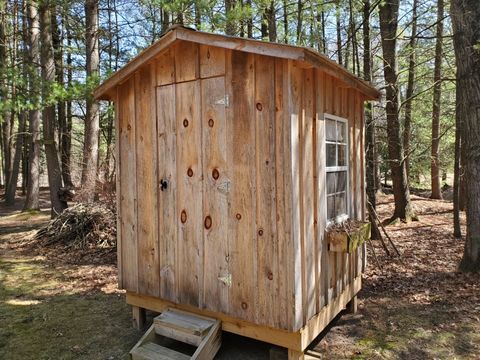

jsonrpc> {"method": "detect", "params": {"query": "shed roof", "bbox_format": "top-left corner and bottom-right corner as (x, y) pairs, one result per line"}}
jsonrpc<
(94, 25), (380, 101)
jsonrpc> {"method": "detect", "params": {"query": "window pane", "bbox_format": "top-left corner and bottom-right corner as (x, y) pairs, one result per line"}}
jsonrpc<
(327, 195), (336, 220)
(326, 172), (336, 194)
(337, 121), (346, 142)
(326, 119), (336, 141)
(326, 144), (337, 167)
(335, 192), (346, 216)
(337, 171), (347, 192)
(338, 144), (347, 166)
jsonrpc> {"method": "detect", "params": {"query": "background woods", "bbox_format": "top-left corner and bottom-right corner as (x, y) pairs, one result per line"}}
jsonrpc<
(0, 0), (477, 270)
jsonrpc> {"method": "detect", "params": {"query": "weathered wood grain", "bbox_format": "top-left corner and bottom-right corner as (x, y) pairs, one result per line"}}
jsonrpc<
(201, 75), (229, 314)
(175, 41), (199, 83)
(199, 45), (225, 78)
(118, 77), (138, 292)
(254, 54), (278, 327)
(155, 48), (175, 86)
(288, 61), (304, 330)
(302, 67), (316, 322)
(274, 58), (289, 329)
(135, 66), (160, 297)
(226, 50), (257, 323)
(157, 84), (178, 301)
(176, 80), (203, 307)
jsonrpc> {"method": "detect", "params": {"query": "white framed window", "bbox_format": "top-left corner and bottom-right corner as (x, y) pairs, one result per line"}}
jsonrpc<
(325, 114), (349, 223)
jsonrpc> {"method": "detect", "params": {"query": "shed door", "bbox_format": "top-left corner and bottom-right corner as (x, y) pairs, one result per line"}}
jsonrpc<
(156, 76), (229, 312)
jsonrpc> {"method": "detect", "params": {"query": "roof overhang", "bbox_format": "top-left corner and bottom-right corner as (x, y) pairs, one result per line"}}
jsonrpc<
(94, 26), (380, 101)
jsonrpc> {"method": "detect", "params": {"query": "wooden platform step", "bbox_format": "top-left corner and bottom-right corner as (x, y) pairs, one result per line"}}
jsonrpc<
(131, 308), (221, 360)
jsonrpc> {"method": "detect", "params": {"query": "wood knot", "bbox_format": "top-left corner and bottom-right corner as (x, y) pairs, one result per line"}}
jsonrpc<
(258, 228), (264, 236)
(212, 168), (220, 180)
(183, 118), (189, 127)
(127, 124), (131, 131)
(267, 271), (273, 281)
(208, 118), (214, 127)
(204, 215), (212, 230)
(207, 50), (211, 59)
(236, 213), (242, 220)
(187, 168), (194, 177)
(256, 102), (263, 111)
(181, 210), (187, 224)
(241, 302), (248, 310)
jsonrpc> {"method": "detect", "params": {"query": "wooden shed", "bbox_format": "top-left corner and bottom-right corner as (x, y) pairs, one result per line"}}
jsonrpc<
(95, 26), (379, 358)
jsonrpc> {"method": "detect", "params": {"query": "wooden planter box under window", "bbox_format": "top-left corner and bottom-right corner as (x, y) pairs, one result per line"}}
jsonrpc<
(327, 222), (371, 253)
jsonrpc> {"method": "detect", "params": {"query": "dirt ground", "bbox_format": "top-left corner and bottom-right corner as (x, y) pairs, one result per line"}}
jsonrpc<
(1, 190), (479, 359)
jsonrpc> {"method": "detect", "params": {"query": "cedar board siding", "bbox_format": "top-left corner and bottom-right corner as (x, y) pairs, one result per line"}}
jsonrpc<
(115, 41), (366, 332)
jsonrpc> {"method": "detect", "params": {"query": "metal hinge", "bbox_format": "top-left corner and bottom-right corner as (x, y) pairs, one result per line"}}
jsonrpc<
(215, 95), (229, 107)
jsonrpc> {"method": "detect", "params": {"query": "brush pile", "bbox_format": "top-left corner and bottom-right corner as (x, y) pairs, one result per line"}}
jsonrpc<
(35, 203), (116, 249)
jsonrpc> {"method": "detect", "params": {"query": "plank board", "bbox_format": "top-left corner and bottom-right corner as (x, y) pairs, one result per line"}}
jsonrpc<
(175, 41), (199, 83)
(114, 88), (123, 288)
(135, 66), (160, 297)
(254, 54), (278, 327)
(176, 80), (203, 307)
(302, 67), (316, 322)
(314, 69), (327, 309)
(225, 50), (257, 323)
(118, 77), (138, 292)
(201, 76), (229, 314)
(287, 61), (304, 330)
(155, 48), (175, 86)
(157, 84), (178, 302)
(199, 45), (226, 78)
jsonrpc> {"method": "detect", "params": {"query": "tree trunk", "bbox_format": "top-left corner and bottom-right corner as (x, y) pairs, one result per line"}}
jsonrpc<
(379, 0), (413, 221)
(225, 0), (235, 36)
(335, 1), (342, 65)
(24, 0), (41, 211)
(453, 80), (462, 238)
(451, 0), (480, 272)
(363, 0), (381, 240)
(81, 0), (100, 202)
(430, 0), (444, 199)
(282, 0), (288, 43)
(40, 0), (67, 216)
(403, 0), (418, 180)
(4, 111), (25, 204)
(0, 2), (11, 191)
(266, 1), (276, 42)
(296, 0), (302, 44)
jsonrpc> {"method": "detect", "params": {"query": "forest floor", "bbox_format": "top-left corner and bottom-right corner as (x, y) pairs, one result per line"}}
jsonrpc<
(0, 190), (479, 359)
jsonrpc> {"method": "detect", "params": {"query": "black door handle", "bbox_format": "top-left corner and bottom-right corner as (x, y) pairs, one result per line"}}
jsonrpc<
(160, 179), (168, 191)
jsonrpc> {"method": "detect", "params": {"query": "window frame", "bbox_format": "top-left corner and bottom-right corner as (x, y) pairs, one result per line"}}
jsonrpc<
(324, 113), (350, 225)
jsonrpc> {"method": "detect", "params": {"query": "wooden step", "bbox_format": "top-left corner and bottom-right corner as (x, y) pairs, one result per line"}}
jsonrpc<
(154, 309), (216, 346)
(131, 341), (190, 360)
(130, 308), (222, 360)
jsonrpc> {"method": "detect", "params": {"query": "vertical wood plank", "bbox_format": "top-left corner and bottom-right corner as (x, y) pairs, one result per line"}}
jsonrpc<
(201, 76), (229, 313)
(114, 88), (123, 288)
(157, 84), (177, 301)
(226, 50), (257, 322)
(175, 41), (199, 82)
(274, 58), (289, 329)
(302, 67), (316, 321)
(156, 48), (175, 86)
(288, 61), (304, 330)
(199, 45), (226, 78)
(315, 70), (327, 309)
(135, 66), (160, 297)
(176, 80), (203, 307)
(254, 55), (277, 327)
(118, 77), (137, 292)
(324, 74), (333, 114)
(354, 91), (362, 219)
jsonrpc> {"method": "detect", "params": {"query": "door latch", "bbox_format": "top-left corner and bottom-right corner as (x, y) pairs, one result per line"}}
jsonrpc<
(160, 179), (168, 191)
